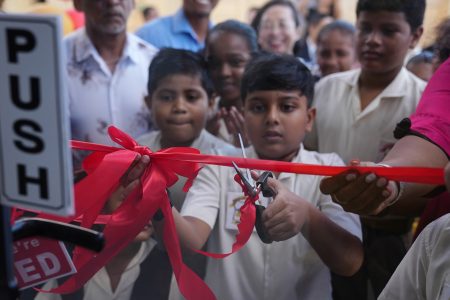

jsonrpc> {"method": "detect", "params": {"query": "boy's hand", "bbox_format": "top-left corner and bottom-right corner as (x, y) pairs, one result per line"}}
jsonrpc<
(320, 161), (395, 215)
(261, 177), (309, 241)
(107, 154), (151, 212)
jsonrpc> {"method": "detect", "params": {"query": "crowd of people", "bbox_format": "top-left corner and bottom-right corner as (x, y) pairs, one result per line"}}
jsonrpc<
(2, 0), (449, 299)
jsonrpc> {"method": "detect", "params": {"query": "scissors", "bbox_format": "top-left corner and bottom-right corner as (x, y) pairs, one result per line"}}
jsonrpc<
(232, 134), (275, 244)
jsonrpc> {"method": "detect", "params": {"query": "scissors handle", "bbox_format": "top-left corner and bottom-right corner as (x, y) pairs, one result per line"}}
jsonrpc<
(256, 171), (275, 197)
(255, 204), (273, 244)
(254, 171), (275, 244)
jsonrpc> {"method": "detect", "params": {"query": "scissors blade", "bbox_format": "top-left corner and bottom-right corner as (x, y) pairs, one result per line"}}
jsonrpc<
(237, 133), (254, 186)
(232, 161), (256, 197)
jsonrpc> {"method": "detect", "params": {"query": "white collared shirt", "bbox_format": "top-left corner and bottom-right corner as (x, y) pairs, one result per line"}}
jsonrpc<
(305, 68), (426, 163)
(65, 29), (158, 146)
(137, 129), (237, 210)
(35, 239), (156, 300)
(379, 213), (450, 300)
(179, 145), (362, 300)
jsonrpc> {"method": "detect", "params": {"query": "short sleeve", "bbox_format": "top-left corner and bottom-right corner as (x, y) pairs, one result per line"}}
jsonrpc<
(409, 57), (450, 156)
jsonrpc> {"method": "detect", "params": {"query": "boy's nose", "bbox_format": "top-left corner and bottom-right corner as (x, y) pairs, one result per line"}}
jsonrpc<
(365, 30), (382, 45)
(172, 98), (187, 113)
(265, 106), (280, 124)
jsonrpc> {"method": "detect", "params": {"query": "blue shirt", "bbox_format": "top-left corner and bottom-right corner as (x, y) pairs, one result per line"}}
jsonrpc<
(135, 9), (211, 52)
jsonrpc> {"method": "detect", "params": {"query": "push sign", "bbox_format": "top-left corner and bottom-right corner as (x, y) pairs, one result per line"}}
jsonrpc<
(0, 14), (74, 216)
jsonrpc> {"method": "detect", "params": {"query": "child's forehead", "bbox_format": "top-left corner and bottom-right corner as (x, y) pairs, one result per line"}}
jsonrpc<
(156, 73), (203, 89)
(357, 10), (408, 24)
(246, 90), (306, 100)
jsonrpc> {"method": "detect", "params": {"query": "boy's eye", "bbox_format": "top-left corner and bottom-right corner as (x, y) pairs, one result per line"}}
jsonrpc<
(185, 92), (201, 102)
(280, 103), (296, 112)
(249, 103), (266, 113)
(158, 92), (174, 102)
(381, 28), (397, 36)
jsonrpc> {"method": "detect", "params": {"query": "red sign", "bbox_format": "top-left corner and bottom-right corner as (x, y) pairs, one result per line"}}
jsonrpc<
(13, 237), (76, 290)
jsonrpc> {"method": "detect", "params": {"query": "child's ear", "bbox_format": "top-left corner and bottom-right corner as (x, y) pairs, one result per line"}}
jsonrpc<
(305, 107), (316, 132)
(145, 95), (152, 109)
(409, 26), (424, 49)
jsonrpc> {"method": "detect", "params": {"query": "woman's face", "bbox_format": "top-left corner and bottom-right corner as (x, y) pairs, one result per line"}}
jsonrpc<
(257, 5), (300, 55)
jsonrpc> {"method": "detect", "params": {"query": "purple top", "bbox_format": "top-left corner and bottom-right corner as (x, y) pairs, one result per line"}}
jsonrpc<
(410, 57), (450, 156)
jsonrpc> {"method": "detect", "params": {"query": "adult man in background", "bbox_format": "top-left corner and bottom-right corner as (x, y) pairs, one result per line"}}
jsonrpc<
(66, 0), (157, 168)
(136, 0), (219, 52)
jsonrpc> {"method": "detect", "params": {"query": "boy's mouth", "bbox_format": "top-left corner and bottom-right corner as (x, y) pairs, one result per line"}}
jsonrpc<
(361, 50), (382, 60)
(263, 130), (283, 142)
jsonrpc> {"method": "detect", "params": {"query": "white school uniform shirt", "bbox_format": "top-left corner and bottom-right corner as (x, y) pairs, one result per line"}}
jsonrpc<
(179, 144), (362, 300)
(136, 129), (237, 210)
(305, 68), (426, 163)
(65, 29), (158, 146)
(35, 239), (156, 300)
(378, 213), (450, 300)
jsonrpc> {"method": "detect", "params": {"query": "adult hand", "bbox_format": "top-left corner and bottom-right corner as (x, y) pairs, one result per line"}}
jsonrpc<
(320, 161), (397, 215)
(260, 176), (309, 241)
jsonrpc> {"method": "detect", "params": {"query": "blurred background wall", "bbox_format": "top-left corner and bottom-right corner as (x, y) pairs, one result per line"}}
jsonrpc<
(3, 0), (450, 47)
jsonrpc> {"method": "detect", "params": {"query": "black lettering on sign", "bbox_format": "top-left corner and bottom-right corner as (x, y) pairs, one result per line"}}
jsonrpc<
(17, 164), (49, 199)
(10, 75), (41, 110)
(6, 28), (36, 63)
(13, 120), (44, 154)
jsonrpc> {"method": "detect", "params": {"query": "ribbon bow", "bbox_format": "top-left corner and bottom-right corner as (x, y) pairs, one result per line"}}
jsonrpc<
(37, 127), (215, 299)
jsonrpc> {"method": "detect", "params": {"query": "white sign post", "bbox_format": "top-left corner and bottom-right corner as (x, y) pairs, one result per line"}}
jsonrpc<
(0, 14), (74, 216)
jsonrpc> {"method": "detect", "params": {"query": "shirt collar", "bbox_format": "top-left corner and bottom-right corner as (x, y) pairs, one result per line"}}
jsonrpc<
(73, 29), (139, 64)
(342, 67), (409, 99)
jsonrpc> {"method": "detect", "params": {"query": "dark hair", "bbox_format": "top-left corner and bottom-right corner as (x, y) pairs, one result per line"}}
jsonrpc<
(317, 20), (355, 44)
(241, 53), (315, 106)
(251, 0), (301, 32)
(147, 48), (214, 98)
(356, 0), (426, 31)
(434, 18), (450, 66)
(207, 20), (259, 54)
(406, 51), (434, 66)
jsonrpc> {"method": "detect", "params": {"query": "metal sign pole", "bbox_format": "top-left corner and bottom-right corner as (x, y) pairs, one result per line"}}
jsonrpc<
(0, 205), (19, 300)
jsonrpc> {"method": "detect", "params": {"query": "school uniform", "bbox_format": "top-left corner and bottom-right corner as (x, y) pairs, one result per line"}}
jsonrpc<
(176, 144), (361, 300)
(305, 67), (426, 298)
(34, 239), (157, 300)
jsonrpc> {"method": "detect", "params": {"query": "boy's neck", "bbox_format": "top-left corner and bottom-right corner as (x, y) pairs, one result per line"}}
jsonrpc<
(358, 66), (402, 110)
(160, 137), (196, 149)
(359, 65), (402, 90)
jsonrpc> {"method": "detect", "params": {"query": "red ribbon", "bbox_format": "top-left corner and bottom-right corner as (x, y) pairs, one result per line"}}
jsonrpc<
(21, 125), (444, 299)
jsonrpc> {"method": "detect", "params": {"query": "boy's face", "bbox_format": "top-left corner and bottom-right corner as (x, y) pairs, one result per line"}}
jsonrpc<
(317, 30), (357, 76)
(206, 31), (252, 105)
(244, 90), (315, 162)
(148, 74), (213, 148)
(356, 11), (422, 75)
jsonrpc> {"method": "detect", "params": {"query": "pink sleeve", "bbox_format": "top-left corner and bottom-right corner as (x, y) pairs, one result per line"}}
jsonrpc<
(410, 57), (450, 156)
